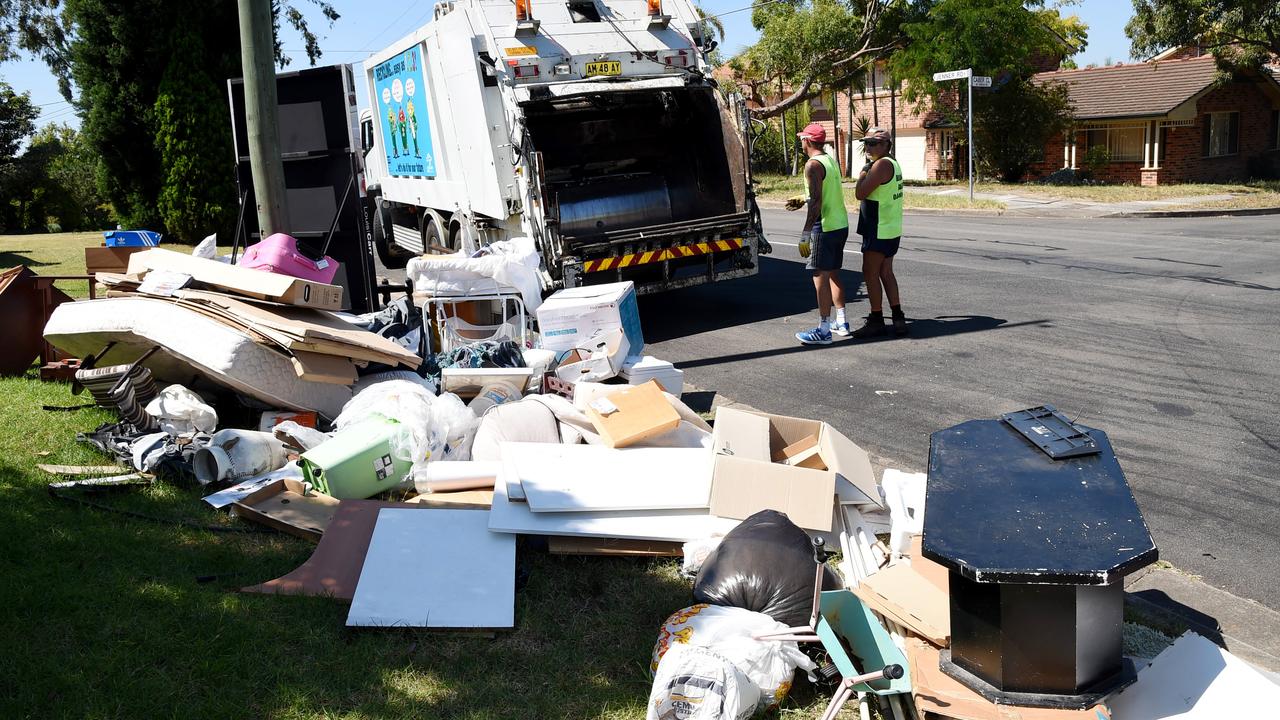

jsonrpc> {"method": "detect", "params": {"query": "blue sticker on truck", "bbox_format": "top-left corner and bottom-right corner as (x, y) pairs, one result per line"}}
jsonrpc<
(373, 45), (436, 178)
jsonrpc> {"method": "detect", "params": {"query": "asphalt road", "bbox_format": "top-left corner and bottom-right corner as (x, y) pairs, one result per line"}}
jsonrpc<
(638, 209), (1280, 609)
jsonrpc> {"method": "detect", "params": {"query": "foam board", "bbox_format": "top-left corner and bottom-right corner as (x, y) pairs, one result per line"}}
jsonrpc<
(488, 464), (738, 542)
(508, 443), (712, 513)
(347, 508), (515, 629)
(1108, 631), (1280, 718)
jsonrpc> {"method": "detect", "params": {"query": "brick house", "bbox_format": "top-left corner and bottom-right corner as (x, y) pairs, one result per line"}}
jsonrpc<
(1030, 54), (1280, 185)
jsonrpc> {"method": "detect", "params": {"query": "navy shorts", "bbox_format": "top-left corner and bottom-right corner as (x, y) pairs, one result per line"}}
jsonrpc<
(861, 235), (901, 257)
(806, 223), (849, 271)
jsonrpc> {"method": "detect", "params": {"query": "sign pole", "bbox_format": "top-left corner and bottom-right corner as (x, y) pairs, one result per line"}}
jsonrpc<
(968, 71), (974, 202)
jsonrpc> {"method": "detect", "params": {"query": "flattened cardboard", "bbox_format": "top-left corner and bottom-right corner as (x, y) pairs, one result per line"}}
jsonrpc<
(547, 536), (682, 556)
(406, 490), (494, 509)
(230, 478), (340, 542)
(851, 561), (950, 647)
(711, 407), (880, 510)
(586, 380), (681, 448)
(710, 406), (769, 461)
(85, 246), (145, 276)
(910, 534), (949, 593)
(241, 500), (427, 600)
(905, 635), (1111, 720)
(127, 248), (343, 310)
(291, 350), (357, 385)
(773, 434), (818, 462)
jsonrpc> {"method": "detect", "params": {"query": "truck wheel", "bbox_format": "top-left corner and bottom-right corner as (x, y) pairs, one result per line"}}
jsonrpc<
(372, 198), (411, 269)
(423, 216), (452, 255)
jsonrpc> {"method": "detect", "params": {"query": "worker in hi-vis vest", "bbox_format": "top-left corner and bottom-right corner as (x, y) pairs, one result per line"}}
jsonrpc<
(852, 127), (907, 338)
(788, 122), (851, 346)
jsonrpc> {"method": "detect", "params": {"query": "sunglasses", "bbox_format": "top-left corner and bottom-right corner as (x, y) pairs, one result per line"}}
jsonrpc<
(863, 139), (884, 146)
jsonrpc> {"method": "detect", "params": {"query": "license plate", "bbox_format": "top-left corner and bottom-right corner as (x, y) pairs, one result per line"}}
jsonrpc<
(584, 61), (622, 77)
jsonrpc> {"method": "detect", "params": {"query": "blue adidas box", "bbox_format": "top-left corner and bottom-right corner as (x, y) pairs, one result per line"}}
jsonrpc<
(103, 230), (163, 248)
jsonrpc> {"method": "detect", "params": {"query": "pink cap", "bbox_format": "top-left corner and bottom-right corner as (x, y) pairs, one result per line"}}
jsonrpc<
(797, 122), (826, 144)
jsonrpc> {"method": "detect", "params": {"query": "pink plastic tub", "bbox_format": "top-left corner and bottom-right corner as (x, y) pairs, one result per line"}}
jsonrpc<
(239, 233), (339, 284)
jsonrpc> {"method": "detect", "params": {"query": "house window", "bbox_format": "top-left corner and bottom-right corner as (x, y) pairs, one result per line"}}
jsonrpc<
(940, 130), (956, 160)
(862, 66), (892, 94)
(1203, 111), (1240, 157)
(1085, 126), (1144, 162)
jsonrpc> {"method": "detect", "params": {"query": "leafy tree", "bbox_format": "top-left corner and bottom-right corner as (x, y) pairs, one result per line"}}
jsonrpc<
(1, 0), (338, 239)
(974, 77), (1072, 180)
(889, 0), (1087, 105)
(1127, 0), (1280, 71)
(39, 123), (111, 229)
(745, 0), (900, 118)
(0, 80), (37, 159)
(152, 32), (237, 241)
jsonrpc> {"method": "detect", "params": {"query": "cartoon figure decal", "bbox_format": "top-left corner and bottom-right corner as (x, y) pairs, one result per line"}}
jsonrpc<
(374, 45), (435, 178)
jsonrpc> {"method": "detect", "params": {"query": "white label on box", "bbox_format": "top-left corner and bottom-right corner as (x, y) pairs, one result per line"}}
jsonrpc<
(590, 397), (619, 416)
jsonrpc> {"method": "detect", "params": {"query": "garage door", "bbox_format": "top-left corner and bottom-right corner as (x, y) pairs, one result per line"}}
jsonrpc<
(893, 130), (927, 181)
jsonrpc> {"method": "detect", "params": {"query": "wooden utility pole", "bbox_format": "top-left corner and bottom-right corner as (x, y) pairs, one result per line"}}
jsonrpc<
(238, 0), (289, 238)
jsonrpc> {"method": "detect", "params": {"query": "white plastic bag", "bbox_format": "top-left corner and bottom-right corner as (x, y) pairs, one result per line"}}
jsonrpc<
(647, 643), (759, 720)
(272, 420), (330, 451)
(144, 384), (218, 435)
(682, 536), (725, 578)
(335, 380), (478, 480)
(652, 605), (817, 710)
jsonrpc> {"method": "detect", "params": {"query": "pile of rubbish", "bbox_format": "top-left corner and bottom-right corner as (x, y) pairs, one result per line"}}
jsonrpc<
(15, 231), (1278, 720)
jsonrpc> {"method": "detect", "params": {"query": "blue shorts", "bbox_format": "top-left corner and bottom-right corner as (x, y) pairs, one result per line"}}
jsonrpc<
(806, 223), (849, 271)
(861, 235), (901, 257)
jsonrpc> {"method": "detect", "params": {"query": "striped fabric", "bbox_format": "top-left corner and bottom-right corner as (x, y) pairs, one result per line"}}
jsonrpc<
(76, 364), (160, 431)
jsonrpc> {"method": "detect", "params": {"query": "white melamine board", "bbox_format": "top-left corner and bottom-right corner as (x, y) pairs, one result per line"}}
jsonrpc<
(505, 442), (713, 513)
(346, 508), (515, 629)
(488, 463), (738, 542)
(1108, 631), (1280, 718)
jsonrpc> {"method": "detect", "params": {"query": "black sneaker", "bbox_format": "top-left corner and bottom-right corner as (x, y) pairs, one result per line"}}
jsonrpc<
(892, 311), (908, 337)
(851, 314), (887, 339)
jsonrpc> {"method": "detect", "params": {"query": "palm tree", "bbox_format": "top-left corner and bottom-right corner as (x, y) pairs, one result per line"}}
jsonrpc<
(694, 5), (724, 49)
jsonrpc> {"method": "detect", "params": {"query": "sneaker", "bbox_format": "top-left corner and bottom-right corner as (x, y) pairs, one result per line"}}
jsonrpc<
(796, 327), (833, 345)
(832, 321), (852, 337)
(892, 312), (908, 337)
(851, 314), (887, 340)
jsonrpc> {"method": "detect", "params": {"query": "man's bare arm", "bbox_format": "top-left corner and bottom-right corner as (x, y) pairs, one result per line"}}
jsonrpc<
(855, 158), (894, 201)
(802, 159), (824, 231)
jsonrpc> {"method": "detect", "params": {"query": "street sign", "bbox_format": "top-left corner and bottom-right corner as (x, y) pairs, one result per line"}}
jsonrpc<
(972, 76), (992, 88)
(932, 68), (972, 82)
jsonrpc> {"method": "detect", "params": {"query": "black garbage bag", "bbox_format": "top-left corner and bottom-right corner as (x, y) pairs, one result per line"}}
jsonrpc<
(692, 509), (841, 628)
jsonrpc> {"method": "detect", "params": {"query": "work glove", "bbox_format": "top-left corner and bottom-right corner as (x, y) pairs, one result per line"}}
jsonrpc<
(785, 195), (806, 211)
(798, 230), (813, 259)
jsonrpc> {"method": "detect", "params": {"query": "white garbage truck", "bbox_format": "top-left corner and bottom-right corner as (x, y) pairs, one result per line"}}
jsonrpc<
(358, 0), (768, 293)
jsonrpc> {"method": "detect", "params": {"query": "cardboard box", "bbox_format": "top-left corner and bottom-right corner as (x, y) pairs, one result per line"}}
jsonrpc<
(127, 247), (343, 310)
(85, 246), (146, 276)
(230, 478), (340, 542)
(586, 380), (681, 448)
(554, 327), (629, 383)
(708, 408), (880, 532)
(777, 434), (827, 470)
(536, 281), (644, 354)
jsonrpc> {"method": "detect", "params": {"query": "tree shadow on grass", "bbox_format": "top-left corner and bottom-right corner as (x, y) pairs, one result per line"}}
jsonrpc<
(0, 251), (53, 269)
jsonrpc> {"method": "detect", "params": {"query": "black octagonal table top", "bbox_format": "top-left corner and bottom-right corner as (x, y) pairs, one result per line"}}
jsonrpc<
(922, 417), (1157, 585)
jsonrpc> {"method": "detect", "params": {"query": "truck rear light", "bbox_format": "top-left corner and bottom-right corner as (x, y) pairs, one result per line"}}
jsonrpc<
(508, 61), (540, 79)
(661, 50), (688, 66)
(553, 63), (571, 76)
(647, 0), (662, 16)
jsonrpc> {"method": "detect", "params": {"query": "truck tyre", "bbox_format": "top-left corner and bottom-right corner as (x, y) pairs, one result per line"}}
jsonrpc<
(372, 197), (411, 269)
(423, 216), (452, 255)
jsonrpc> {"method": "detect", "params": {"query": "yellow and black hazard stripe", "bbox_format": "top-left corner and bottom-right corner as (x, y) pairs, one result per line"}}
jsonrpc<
(581, 238), (744, 273)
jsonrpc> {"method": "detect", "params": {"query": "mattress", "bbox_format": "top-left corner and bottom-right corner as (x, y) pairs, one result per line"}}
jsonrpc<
(44, 297), (351, 419)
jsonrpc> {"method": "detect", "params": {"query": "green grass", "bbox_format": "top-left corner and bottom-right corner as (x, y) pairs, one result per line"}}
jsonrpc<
(914, 179), (1280, 204)
(0, 374), (846, 719)
(754, 174), (1006, 212)
(1, 231), (104, 298)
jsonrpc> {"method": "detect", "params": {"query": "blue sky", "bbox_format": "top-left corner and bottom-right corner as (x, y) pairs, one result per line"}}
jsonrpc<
(2, 0), (1137, 132)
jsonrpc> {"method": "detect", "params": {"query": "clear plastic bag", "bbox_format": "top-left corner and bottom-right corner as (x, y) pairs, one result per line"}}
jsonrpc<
(647, 643), (759, 720)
